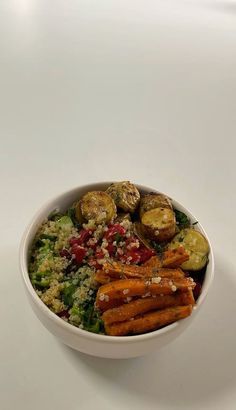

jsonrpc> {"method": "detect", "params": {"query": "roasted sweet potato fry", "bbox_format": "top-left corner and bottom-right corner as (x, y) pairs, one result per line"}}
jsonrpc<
(143, 255), (162, 268)
(162, 247), (189, 268)
(144, 248), (189, 269)
(102, 260), (185, 280)
(95, 270), (113, 284)
(102, 290), (195, 325)
(95, 267), (185, 284)
(105, 305), (193, 336)
(103, 261), (149, 278)
(96, 277), (195, 310)
(155, 268), (185, 279)
(95, 297), (128, 312)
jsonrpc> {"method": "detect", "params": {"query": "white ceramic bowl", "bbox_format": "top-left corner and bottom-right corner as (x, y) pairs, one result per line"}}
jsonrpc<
(19, 182), (214, 359)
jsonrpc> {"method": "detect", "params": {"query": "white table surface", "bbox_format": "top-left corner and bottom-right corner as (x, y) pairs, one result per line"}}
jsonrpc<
(1, 1), (236, 409)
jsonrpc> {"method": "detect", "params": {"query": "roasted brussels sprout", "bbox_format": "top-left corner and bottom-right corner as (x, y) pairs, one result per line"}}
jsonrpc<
(139, 193), (172, 218)
(141, 207), (176, 242)
(106, 181), (140, 213)
(79, 191), (117, 224)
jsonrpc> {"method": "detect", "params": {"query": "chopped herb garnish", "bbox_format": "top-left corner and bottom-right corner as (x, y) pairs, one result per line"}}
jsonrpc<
(48, 209), (63, 221)
(61, 283), (77, 307)
(115, 232), (123, 244)
(31, 271), (52, 289)
(151, 241), (165, 253)
(67, 207), (81, 229)
(174, 209), (190, 229)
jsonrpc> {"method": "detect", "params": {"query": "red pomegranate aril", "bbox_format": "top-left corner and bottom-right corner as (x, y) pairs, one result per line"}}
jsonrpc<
(71, 245), (86, 264)
(69, 237), (80, 246)
(106, 243), (115, 255)
(95, 250), (104, 260)
(87, 238), (98, 250)
(88, 258), (101, 270)
(77, 229), (93, 245)
(60, 249), (71, 259)
(139, 246), (155, 263)
(125, 236), (139, 246)
(123, 250), (141, 264)
(104, 224), (126, 241)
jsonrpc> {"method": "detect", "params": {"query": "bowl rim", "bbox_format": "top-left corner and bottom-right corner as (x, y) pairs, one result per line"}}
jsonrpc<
(19, 181), (215, 343)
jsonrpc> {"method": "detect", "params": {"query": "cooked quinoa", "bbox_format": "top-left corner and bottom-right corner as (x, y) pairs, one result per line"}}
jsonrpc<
(29, 208), (142, 334)
(29, 182), (207, 336)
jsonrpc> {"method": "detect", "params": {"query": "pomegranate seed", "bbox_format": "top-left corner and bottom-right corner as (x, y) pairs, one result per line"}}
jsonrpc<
(60, 249), (71, 259)
(71, 245), (86, 264)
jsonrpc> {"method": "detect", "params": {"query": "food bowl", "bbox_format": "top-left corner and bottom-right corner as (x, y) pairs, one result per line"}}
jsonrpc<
(19, 182), (214, 358)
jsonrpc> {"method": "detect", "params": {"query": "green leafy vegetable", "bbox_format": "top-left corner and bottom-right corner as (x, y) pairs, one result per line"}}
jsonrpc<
(69, 298), (104, 333)
(48, 209), (63, 221)
(115, 233), (123, 244)
(35, 234), (57, 247)
(151, 241), (165, 253)
(56, 215), (74, 229)
(61, 283), (77, 307)
(174, 209), (190, 229)
(31, 271), (51, 289)
(67, 208), (82, 229)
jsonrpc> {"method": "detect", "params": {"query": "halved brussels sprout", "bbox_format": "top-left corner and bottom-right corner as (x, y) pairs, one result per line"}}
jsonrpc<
(106, 181), (140, 213)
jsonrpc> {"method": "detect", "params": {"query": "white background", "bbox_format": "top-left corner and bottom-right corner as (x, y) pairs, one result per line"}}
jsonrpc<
(1, 1), (236, 409)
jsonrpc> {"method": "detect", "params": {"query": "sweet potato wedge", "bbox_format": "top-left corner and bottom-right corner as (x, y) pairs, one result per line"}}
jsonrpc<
(96, 277), (195, 310)
(95, 270), (113, 284)
(162, 247), (189, 268)
(103, 261), (150, 278)
(95, 267), (185, 284)
(95, 297), (128, 312)
(103, 260), (185, 279)
(105, 305), (193, 336)
(143, 255), (162, 268)
(102, 290), (195, 325)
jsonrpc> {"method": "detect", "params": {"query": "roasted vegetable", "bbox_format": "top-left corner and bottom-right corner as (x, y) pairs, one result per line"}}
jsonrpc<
(96, 277), (196, 310)
(115, 212), (131, 224)
(102, 290), (195, 325)
(139, 193), (172, 217)
(78, 191), (116, 224)
(74, 201), (85, 224)
(104, 305), (193, 336)
(168, 228), (209, 271)
(106, 181), (140, 213)
(99, 261), (185, 281)
(141, 207), (176, 242)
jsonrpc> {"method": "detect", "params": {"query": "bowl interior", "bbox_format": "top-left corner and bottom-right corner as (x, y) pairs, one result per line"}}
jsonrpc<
(20, 182), (214, 343)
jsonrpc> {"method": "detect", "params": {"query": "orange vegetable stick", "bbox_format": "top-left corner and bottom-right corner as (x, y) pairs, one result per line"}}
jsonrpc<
(96, 277), (195, 310)
(143, 256), (162, 268)
(103, 261), (150, 278)
(103, 260), (185, 278)
(102, 290), (195, 325)
(95, 267), (185, 284)
(95, 270), (113, 284)
(105, 305), (193, 336)
(143, 247), (189, 269)
(162, 247), (189, 268)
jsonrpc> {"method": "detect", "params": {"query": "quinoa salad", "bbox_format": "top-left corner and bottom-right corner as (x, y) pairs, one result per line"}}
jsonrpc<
(29, 181), (210, 336)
